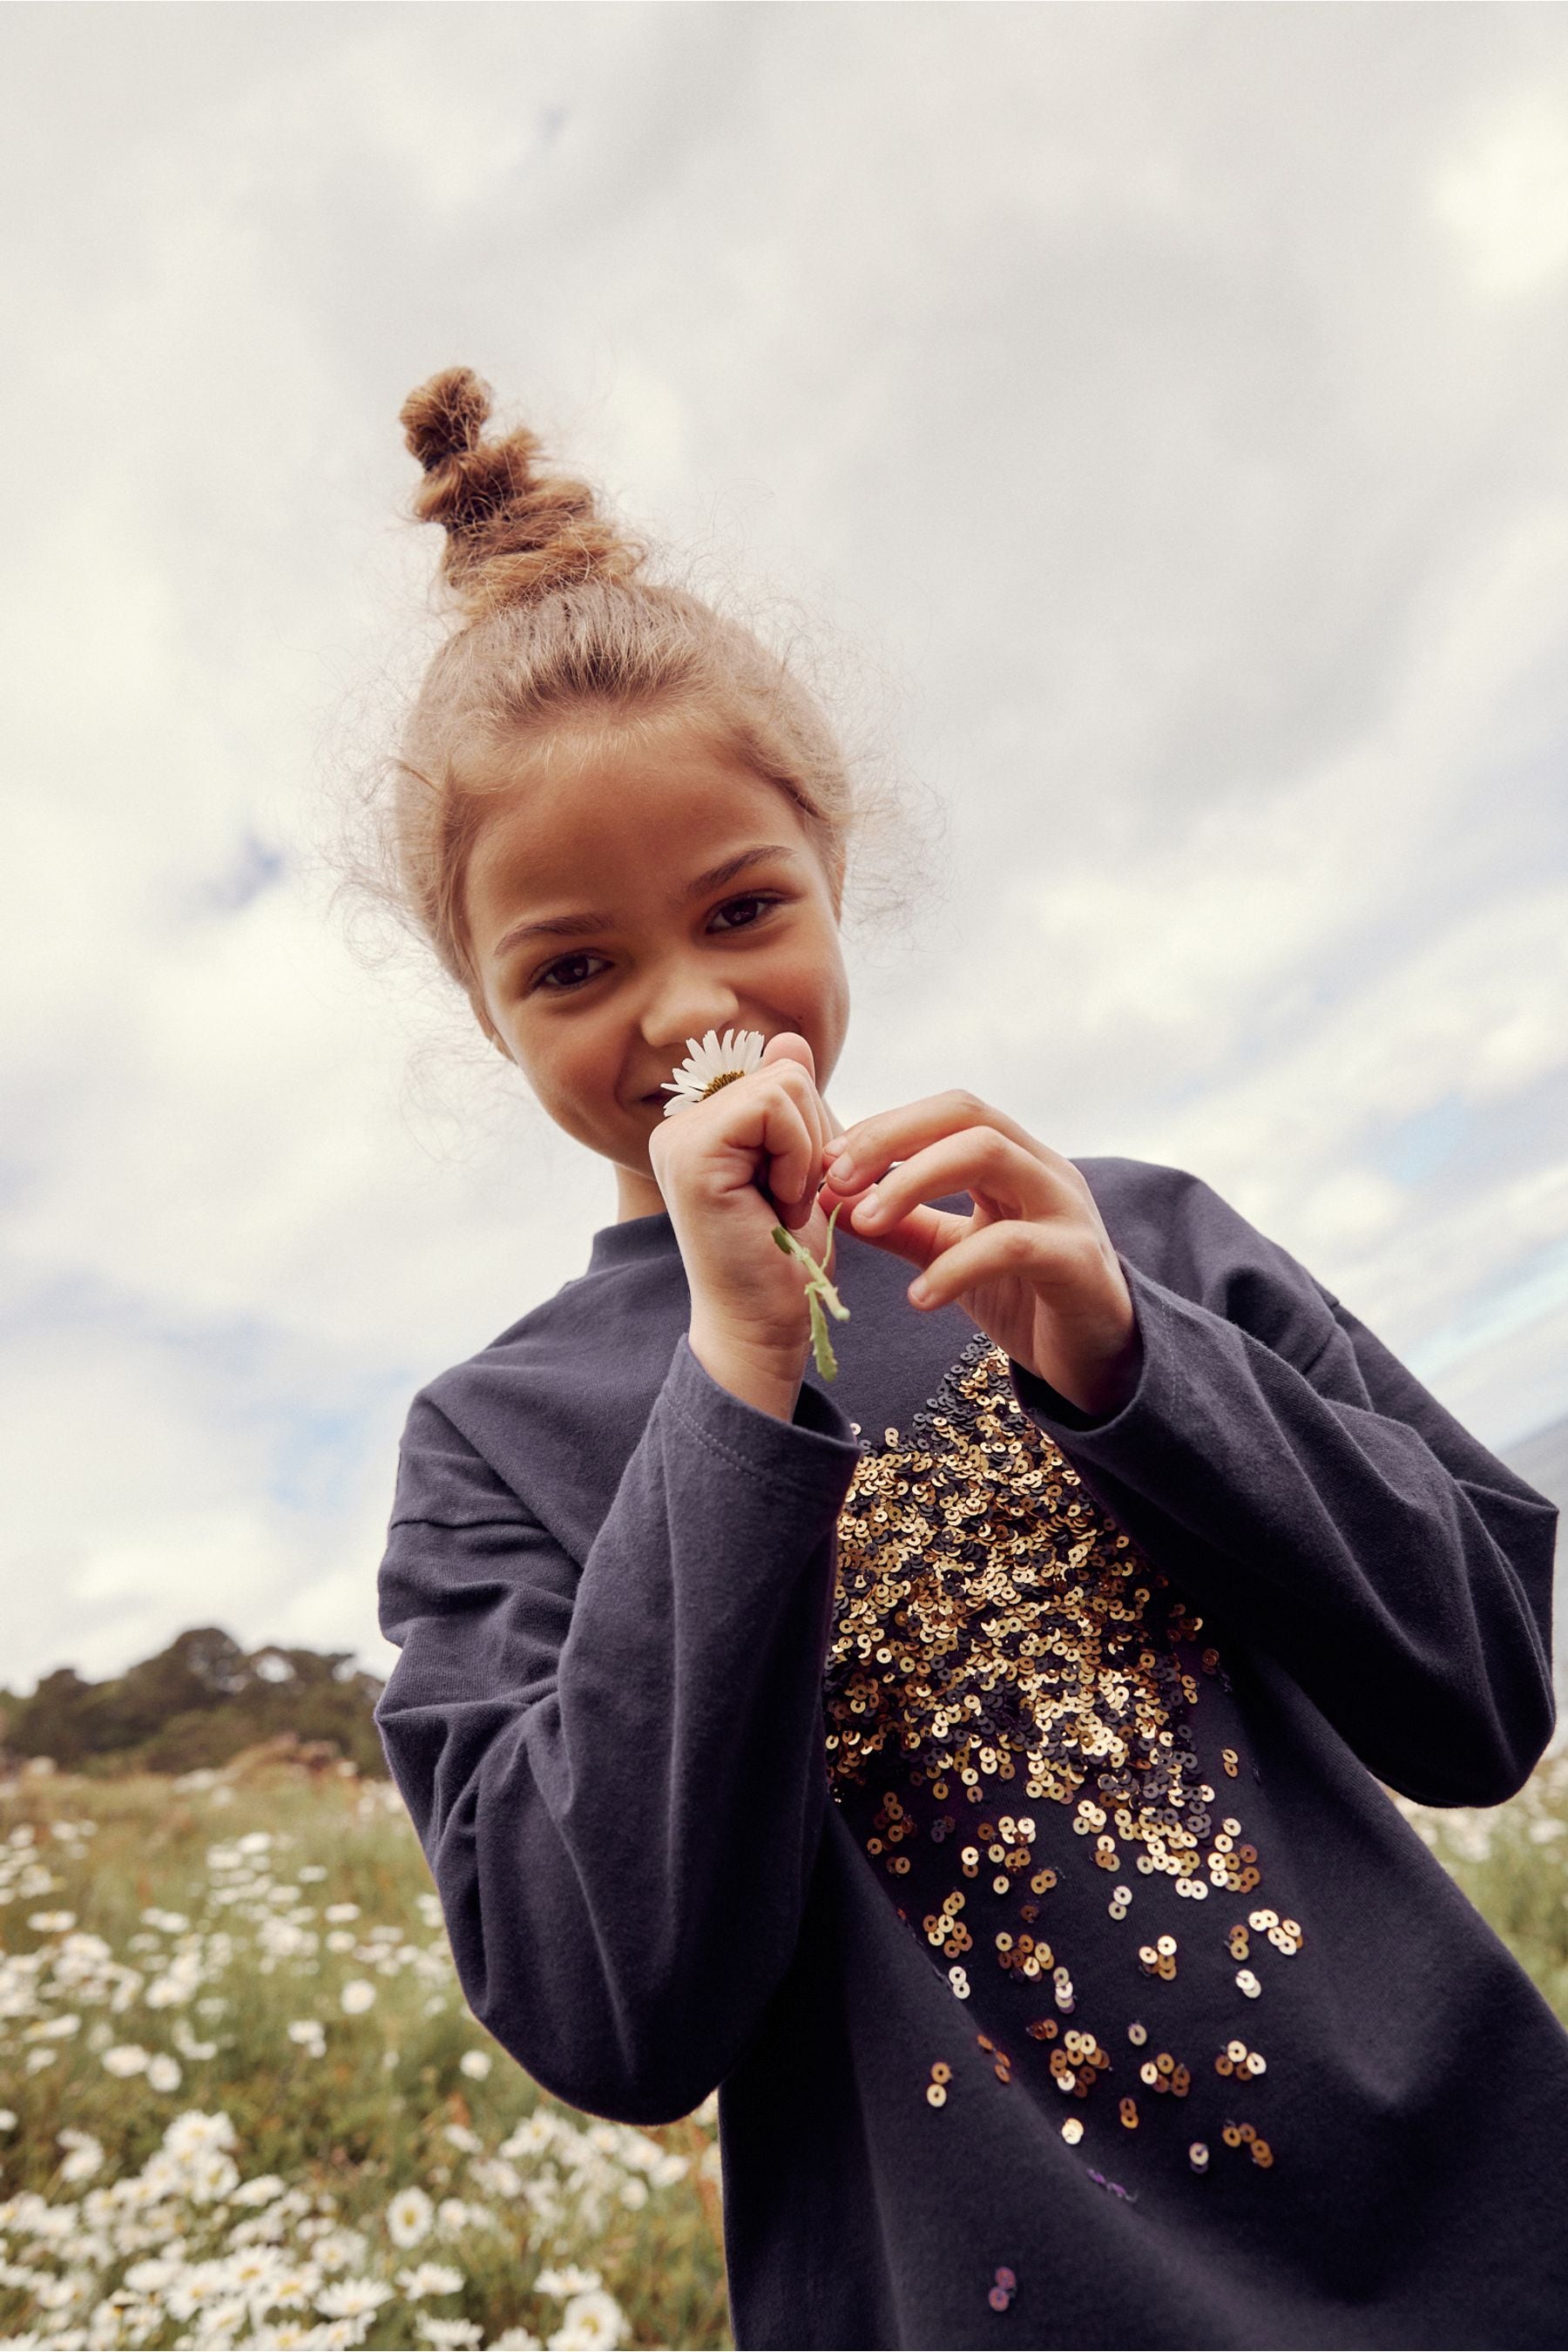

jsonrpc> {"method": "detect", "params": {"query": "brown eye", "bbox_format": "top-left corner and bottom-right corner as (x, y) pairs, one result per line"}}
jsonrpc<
(708, 893), (778, 932)
(533, 952), (607, 994)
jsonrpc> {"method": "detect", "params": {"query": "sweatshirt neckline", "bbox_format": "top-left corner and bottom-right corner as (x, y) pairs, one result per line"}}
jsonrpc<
(588, 1210), (679, 1270)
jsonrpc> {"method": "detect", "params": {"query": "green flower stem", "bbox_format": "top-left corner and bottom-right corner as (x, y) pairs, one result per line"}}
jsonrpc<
(771, 1199), (850, 1380)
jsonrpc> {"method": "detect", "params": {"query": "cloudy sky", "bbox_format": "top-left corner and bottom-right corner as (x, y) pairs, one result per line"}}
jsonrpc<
(4, 3), (1567, 1693)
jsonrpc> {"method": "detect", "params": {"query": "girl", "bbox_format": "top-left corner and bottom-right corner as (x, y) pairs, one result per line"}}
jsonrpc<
(371, 367), (1567, 2350)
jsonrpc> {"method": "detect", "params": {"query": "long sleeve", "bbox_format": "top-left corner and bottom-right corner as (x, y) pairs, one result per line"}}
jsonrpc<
(375, 1334), (862, 2126)
(1010, 1172), (1558, 1809)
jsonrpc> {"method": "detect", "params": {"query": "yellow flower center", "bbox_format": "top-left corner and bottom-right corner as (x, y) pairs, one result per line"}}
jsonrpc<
(699, 1070), (746, 1098)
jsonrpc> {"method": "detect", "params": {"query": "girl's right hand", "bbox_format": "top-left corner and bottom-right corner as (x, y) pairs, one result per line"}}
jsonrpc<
(648, 1031), (839, 1418)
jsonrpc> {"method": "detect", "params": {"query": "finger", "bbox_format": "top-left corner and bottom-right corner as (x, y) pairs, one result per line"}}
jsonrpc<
(903, 1217), (1074, 1312)
(827, 1197), (971, 1274)
(758, 1056), (831, 1224)
(754, 1073), (829, 1221)
(824, 1090), (1061, 1192)
(760, 1030), (816, 1084)
(845, 1127), (1060, 1235)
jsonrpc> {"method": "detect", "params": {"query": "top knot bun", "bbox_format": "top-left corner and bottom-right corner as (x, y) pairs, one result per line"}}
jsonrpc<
(400, 366), (492, 474)
(399, 364), (645, 623)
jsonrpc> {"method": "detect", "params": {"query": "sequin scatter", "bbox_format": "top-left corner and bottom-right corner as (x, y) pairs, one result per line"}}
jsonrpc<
(822, 1341), (1220, 1885)
(1061, 2117), (1085, 2145)
(926, 2060), (951, 2107)
(988, 2267), (1017, 2313)
(1189, 2140), (1210, 2173)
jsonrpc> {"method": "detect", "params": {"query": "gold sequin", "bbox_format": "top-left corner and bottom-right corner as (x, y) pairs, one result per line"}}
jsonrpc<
(1062, 2117), (1085, 2144)
(814, 1336), (1302, 2187)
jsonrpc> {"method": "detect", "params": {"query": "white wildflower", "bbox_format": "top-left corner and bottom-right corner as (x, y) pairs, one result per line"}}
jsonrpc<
(166, 2257), (238, 2319)
(259, 2258), (320, 2308)
(230, 2174), (287, 2208)
(287, 2020), (327, 2057)
(416, 2322), (483, 2349)
(660, 1026), (766, 1115)
(27, 1910), (77, 1933)
(339, 1979), (375, 2016)
(146, 2054), (182, 2093)
(385, 2186), (434, 2249)
(458, 2049), (491, 2080)
(314, 2278), (395, 2319)
(443, 2124), (482, 2155)
(101, 2045), (149, 2078)
(533, 2268), (602, 2299)
(396, 2263), (463, 2299)
(310, 2228), (368, 2275)
(57, 2132), (105, 2184)
(0, 2110), (16, 2131)
(323, 1904), (360, 1924)
(164, 2110), (237, 2159)
(124, 2257), (182, 2294)
(548, 2288), (625, 2350)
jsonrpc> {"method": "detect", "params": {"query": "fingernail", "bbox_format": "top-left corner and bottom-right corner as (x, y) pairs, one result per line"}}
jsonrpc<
(850, 1186), (880, 1224)
(828, 1154), (855, 1184)
(825, 1135), (848, 1156)
(909, 1276), (929, 1304)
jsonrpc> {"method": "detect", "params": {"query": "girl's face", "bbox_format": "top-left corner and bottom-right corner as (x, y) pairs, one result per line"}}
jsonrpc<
(463, 710), (852, 1217)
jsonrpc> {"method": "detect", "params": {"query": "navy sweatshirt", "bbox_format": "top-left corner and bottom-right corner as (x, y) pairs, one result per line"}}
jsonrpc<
(375, 1157), (1568, 2349)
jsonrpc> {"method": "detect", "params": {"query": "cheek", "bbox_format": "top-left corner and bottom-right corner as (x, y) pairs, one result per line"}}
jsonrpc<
(516, 1012), (622, 1127)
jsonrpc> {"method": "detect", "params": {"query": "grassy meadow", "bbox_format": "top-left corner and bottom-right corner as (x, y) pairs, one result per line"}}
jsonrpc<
(1, 1739), (1565, 2351)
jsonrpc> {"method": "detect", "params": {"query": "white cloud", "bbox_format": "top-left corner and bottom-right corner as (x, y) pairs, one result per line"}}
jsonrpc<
(1435, 88), (1568, 299)
(4, 5), (1568, 1691)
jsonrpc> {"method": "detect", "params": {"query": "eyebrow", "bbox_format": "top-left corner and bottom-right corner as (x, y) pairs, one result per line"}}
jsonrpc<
(489, 843), (802, 963)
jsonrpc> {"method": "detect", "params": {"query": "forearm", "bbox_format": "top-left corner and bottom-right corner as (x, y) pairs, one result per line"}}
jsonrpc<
(1011, 1259), (1558, 1801)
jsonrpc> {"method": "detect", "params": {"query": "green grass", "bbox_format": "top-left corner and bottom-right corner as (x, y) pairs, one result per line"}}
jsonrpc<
(2, 1740), (1565, 2350)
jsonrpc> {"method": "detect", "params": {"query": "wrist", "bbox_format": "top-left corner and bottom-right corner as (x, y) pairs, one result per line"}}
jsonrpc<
(687, 1316), (808, 1423)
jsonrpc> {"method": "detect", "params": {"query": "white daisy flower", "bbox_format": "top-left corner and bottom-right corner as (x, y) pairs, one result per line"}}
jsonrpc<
(146, 2053), (182, 2092)
(533, 2268), (602, 2299)
(56, 2131), (104, 2184)
(458, 2048), (490, 2080)
(314, 2278), (395, 2319)
(165, 2109), (237, 2158)
(659, 1027), (766, 1115)
(339, 1978), (375, 2015)
(385, 2186), (434, 2249)
(548, 2288), (627, 2349)
(396, 2263), (464, 2299)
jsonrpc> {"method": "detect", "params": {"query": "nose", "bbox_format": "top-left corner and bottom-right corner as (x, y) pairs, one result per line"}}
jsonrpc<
(639, 962), (743, 1062)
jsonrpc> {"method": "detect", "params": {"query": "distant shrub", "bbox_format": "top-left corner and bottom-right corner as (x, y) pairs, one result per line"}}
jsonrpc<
(0, 1629), (388, 1781)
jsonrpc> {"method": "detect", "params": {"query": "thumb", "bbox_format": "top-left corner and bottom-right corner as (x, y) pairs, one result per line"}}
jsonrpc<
(760, 1030), (816, 1083)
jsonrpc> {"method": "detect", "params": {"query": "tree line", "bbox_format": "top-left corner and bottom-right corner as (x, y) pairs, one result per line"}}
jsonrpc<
(0, 1627), (389, 1779)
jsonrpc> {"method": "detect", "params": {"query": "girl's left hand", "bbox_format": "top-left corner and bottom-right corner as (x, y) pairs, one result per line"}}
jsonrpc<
(819, 1092), (1143, 1419)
